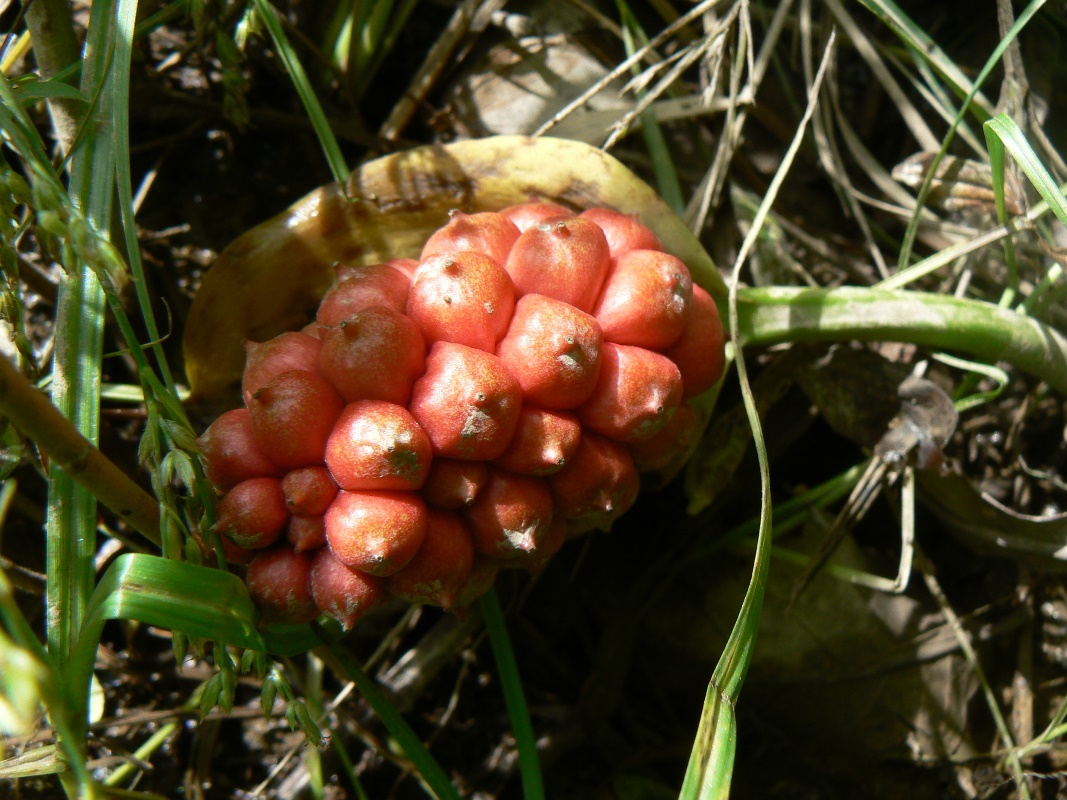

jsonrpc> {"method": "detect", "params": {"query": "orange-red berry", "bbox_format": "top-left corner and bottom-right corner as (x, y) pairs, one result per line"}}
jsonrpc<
(549, 432), (639, 534)
(421, 458), (489, 510)
(241, 332), (322, 405)
(310, 547), (385, 630)
(316, 263), (411, 325)
(463, 470), (553, 557)
(407, 252), (515, 352)
(198, 408), (282, 492)
(593, 250), (692, 349)
(420, 210), (521, 269)
(248, 369), (344, 469)
(579, 208), (662, 257)
(409, 342), (522, 460)
(247, 546), (319, 624)
(578, 343), (682, 442)
(325, 490), (428, 576)
(325, 401), (432, 491)
(505, 217), (610, 312)
(215, 476), (289, 550)
(663, 284), (726, 397)
(493, 407), (581, 476)
(496, 294), (603, 410)
(317, 305), (426, 405)
(281, 466), (338, 516)
(286, 514), (327, 552)
(386, 509), (475, 608)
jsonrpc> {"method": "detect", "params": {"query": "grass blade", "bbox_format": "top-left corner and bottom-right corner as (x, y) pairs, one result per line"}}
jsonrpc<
(679, 27), (836, 800)
(251, 0), (349, 185)
(856, 0), (996, 118)
(612, 0), (687, 214)
(894, 0), (1044, 272)
(480, 588), (544, 800)
(985, 112), (1067, 227)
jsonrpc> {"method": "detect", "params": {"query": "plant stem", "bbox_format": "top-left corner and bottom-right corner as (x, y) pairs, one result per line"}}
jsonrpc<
(23, 0), (81, 156)
(735, 286), (1067, 395)
(0, 354), (160, 544)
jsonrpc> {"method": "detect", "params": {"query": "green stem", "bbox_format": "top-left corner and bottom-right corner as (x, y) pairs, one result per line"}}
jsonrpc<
(735, 286), (1067, 395)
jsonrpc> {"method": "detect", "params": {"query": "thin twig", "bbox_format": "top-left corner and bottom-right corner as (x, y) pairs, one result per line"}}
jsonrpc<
(0, 354), (160, 545)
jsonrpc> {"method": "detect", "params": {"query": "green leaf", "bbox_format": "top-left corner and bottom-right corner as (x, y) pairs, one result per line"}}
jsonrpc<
(261, 674), (278, 716)
(67, 553), (270, 711)
(199, 673), (221, 721)
(11, 78), (88, 106)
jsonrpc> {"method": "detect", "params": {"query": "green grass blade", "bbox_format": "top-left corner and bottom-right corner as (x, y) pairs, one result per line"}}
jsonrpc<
(251, 0), (349, 185)
(615, 0), (685, 214)
(112, 0), (179, 395)
(895, 0), (1044, 272)
(680, 28), (837, 800)
(45, 5), (115, 766)
(480, 588), (544, 800)
(985, 112), (1067, 227)
(856, 0), (996, 118)
(67, 553), (269, 720)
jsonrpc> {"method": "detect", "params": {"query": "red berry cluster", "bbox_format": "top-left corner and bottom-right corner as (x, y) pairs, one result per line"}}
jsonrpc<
(197, 203), (726, 630)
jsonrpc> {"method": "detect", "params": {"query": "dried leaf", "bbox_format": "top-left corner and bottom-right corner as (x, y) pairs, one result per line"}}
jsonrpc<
(892, 151), (1026, 216)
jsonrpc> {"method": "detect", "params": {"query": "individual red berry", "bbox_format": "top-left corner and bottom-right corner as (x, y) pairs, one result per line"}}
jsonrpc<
(248, 369), (344, 469)
(325, 401), (432, 491)
(578, 343), (682, 442)
(421, 458), (489, 510)
(420, 210), (521, 268)
(493, 407), (581, 476)
(549, 432), (639, 533)
(215, 477), (289, 550)
(407, 252), (516, 352)
(386, 509), (475, 608)
(325, 490), (428, 576)
(463, 470), (553, 558)
(316, 263), (410, 325)
(198, 408), (282, 492)
(317, 305), (426, 405)
(505, 217), (610, 312)
(408, 342), (522, 461)
(496, 294), (603, 410)
(286, 514), (327, 552)
(246, 546), (319, 624)
(628, 401), (700, 472)
(593, 250), (692, 349)
(281, 466), (338, 516)
(310, 547), (385, 631)
(500, 201), (574, 232)
(241, 332), (323, 405)
(579, 208), (662, 258)
(662, 284), (726, 397)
